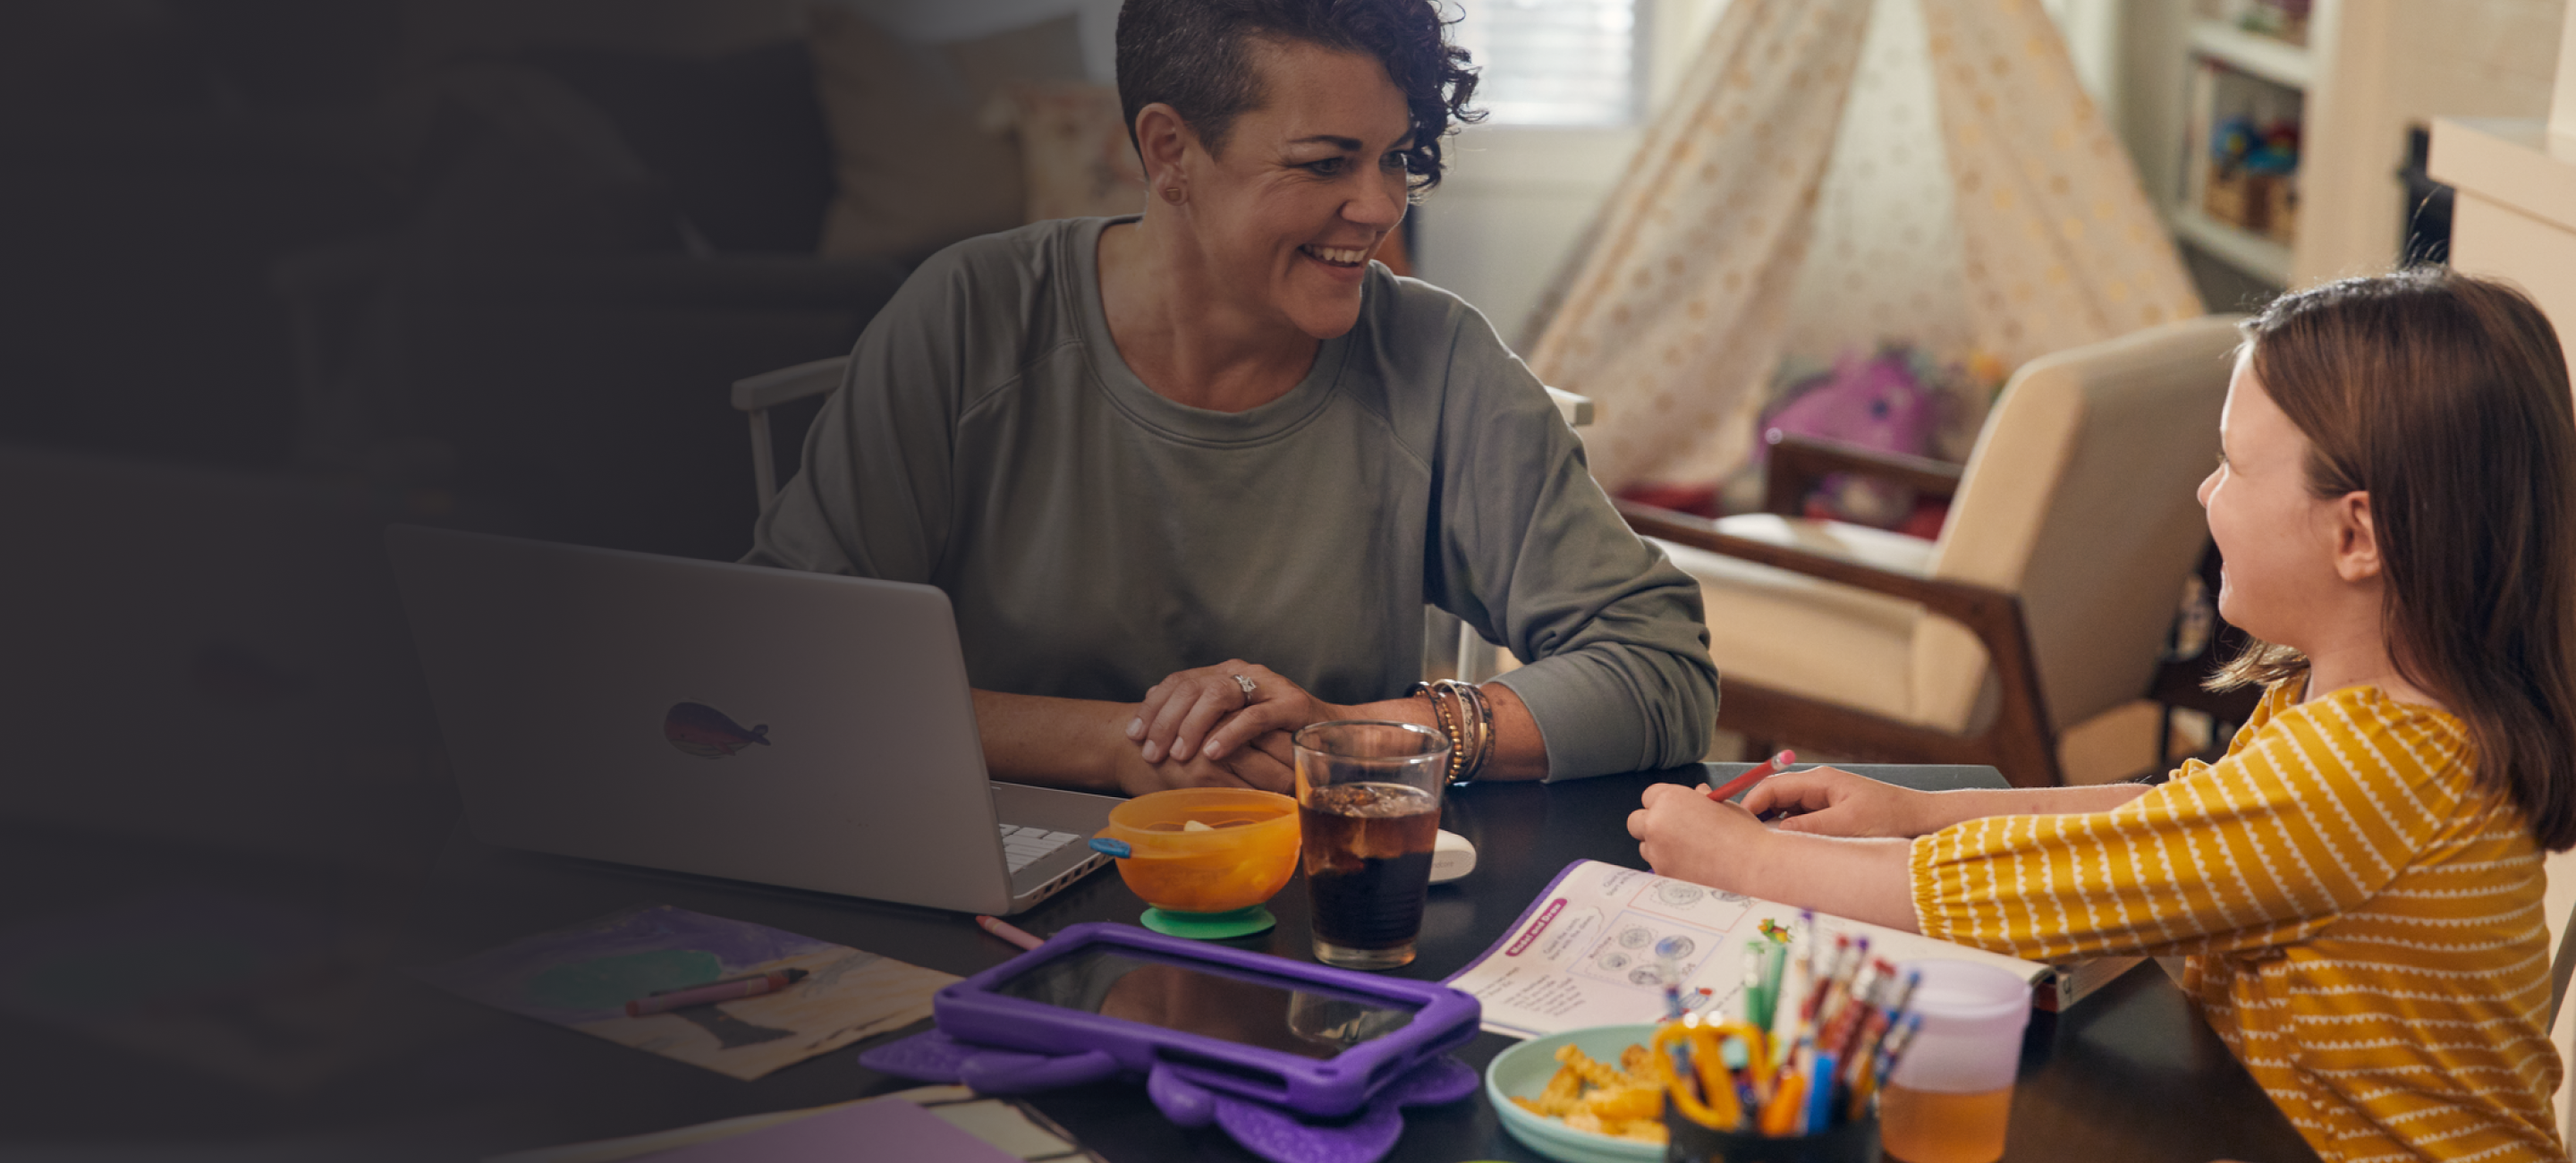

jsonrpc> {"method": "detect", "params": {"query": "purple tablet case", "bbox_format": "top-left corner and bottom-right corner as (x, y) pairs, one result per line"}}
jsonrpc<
(859, 923), (1481, 1163)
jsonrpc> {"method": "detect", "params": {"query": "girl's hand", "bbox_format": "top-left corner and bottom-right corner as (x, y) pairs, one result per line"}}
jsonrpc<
(1130, 660), (1341, 766)
(1627, 781), (1770, 888)
(1741, 767), (1937, 837)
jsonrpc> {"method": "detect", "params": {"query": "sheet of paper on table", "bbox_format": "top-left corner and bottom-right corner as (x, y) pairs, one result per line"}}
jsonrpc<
(1443, 860), (2053, 1040)
(416, 904), (954, 1080)
(484, 1085), (1105, 1163)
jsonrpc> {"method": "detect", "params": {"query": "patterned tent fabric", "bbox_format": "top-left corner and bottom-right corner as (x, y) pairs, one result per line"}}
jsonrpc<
(1524, 0), (2200, 495)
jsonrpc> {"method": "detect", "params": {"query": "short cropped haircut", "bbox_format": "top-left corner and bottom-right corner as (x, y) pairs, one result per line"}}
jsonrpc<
(1114, 0), (1482, 194)
(2215, 267), (2576, 851)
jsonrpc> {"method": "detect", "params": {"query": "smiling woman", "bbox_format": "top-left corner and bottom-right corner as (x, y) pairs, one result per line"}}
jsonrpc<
(746, 0), (1719, 798)
(1098, 38), (1418, 408)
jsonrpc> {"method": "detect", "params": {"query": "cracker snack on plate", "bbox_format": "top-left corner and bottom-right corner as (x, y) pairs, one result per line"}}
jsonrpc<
(1506, 1042), (1668, 1144)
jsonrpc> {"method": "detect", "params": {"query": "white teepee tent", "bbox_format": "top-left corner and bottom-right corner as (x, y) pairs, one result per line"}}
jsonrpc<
(1525, 0), (2202, 496)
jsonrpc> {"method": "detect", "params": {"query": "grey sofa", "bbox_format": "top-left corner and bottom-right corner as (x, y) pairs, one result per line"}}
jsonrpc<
(278, 38), (922, 563)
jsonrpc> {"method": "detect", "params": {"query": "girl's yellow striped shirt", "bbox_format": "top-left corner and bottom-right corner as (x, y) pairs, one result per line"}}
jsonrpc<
(1910, 683), (2564, 1162)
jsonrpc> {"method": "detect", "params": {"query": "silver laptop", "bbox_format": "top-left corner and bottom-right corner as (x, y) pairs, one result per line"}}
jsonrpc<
(386, 524), (1114, 914)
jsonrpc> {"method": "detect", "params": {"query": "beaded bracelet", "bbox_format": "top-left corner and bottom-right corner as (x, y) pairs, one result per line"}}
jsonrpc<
(1413, 680), (1458, 782)
(1453, 680), (1494, 783)
(1407, 681), (1454, 782)
(1410, 678), (1493, 786)
(1458, 681), (1489, 781)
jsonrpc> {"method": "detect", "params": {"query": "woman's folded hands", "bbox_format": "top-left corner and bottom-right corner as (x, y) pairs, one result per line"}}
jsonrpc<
(1125, 659), (1342, 794)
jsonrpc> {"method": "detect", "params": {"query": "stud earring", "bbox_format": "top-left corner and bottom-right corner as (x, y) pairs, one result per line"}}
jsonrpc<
(1161, 185), (1186, 204)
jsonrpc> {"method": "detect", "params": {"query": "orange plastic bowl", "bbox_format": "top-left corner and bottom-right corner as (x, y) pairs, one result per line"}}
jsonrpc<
(1097, 788), (1301, 914)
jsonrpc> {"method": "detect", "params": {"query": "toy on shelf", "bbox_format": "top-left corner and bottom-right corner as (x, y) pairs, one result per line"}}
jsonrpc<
(2206, 113), (2301, 242)
(2210, 114), (2300, 175)
(2234, 0), (2310, 46)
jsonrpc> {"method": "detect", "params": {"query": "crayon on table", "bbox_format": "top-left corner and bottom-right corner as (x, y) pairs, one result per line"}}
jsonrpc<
(624, 967), (808, 1017)
(974, 914), (1045, 951)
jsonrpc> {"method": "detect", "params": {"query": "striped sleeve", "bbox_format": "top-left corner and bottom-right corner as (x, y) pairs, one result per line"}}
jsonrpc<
(1910, 688), (2464, 964)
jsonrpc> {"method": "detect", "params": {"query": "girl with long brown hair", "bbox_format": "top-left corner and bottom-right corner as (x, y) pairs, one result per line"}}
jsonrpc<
(1632, 267), (2576, 1160)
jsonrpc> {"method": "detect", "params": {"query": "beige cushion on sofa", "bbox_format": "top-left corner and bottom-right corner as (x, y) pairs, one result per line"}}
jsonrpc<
(808, 11), (1086, 265)
(982, 82), (1148, 223)
(944, 15), (1093, 106)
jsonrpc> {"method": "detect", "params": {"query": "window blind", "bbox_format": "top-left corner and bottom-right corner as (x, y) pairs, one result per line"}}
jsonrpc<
(1445, 0), (1641, 126)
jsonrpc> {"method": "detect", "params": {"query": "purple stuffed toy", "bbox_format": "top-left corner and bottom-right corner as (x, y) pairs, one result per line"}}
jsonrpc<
(1758, 345), (1941, 528)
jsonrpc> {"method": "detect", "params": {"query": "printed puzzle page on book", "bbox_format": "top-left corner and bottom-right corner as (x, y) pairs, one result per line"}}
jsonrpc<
(1445, 860), (2044, 1039)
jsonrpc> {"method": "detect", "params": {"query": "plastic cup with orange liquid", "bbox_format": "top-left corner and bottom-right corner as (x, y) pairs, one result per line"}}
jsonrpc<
(1879, 960), (2031, 1163)
(1092, 787), (1301, 939)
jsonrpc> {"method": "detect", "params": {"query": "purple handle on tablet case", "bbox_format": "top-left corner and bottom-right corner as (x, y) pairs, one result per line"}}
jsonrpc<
(861, 1030), (1478, 1163)
(858, 922), (1481, 1163)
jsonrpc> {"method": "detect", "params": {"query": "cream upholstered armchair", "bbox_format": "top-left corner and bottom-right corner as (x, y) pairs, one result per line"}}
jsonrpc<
(1620, 316), (2244, 787)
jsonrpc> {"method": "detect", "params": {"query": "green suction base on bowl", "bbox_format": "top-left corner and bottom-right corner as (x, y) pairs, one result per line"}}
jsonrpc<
(1139, 904), (1277, 939)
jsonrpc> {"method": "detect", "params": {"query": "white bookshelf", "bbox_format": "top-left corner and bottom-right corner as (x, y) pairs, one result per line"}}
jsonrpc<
(2166, 204), (2294, 284)
(2114, 0), (2564, 295)
(2129, 2), (2363, 290)
(2184, 18), (2313, 89)
(2163, 10), (2316, 287)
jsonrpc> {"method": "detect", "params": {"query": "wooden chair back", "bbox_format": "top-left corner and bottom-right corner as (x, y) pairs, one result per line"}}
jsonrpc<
(731, 356), (851, 507)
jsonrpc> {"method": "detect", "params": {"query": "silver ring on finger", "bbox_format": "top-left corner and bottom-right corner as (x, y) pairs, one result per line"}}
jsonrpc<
(1231, 674), (1258, 699)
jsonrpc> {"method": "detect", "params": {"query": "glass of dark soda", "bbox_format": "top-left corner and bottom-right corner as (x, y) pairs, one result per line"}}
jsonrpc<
(1290, 721), (1449, 970)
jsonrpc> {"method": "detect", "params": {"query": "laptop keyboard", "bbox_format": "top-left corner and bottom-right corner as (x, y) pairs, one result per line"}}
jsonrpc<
(998, 824), (1081, 872)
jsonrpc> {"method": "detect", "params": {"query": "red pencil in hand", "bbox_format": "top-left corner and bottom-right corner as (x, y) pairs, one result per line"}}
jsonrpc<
(1707, 750), (1796, 804)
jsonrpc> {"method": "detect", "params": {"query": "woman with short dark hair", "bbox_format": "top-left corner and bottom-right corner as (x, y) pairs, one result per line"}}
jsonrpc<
(750, 0), (1717, 794)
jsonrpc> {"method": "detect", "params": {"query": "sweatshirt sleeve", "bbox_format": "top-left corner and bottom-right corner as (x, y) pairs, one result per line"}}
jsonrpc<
(741, 252), (964, 583)
(1909, 686), (2467, 962)
(1425, 299), (1721, 779)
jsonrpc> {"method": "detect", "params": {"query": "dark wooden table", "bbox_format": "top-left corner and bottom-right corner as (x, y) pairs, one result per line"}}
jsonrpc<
(0, 764), (2322, 1161)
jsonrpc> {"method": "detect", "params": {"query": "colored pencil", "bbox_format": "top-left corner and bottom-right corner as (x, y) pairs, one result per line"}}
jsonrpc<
(1707, 750), (1797, 803)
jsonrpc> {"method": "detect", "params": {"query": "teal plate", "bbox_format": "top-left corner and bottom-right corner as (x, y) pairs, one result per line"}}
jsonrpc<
(1484, 1023), (1667, 1163)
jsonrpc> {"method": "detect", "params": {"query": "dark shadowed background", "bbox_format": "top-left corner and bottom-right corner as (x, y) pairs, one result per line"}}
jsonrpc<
(0, 0), (1134, 1152)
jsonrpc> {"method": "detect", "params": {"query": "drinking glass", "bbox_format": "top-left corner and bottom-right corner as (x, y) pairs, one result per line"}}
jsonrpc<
(1291, 721), (1449, 970)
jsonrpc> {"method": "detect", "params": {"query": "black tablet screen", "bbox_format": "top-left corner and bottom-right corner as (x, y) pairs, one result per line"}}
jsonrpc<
(993, 947), (1419, 1059)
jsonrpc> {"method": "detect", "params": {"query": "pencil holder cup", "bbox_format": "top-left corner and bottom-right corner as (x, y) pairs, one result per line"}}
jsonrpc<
(1662, 1103), (1879, 1163)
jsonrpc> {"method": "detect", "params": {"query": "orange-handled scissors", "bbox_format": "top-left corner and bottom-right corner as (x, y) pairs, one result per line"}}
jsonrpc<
(1653, 1020), (1770, 1131)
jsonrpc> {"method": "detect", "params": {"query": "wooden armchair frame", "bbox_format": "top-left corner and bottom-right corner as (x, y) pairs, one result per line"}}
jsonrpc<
(1621, 430), (2069, 787)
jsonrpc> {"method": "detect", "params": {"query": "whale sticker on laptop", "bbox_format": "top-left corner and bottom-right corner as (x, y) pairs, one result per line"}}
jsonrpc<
(665, 702), (770, 758)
